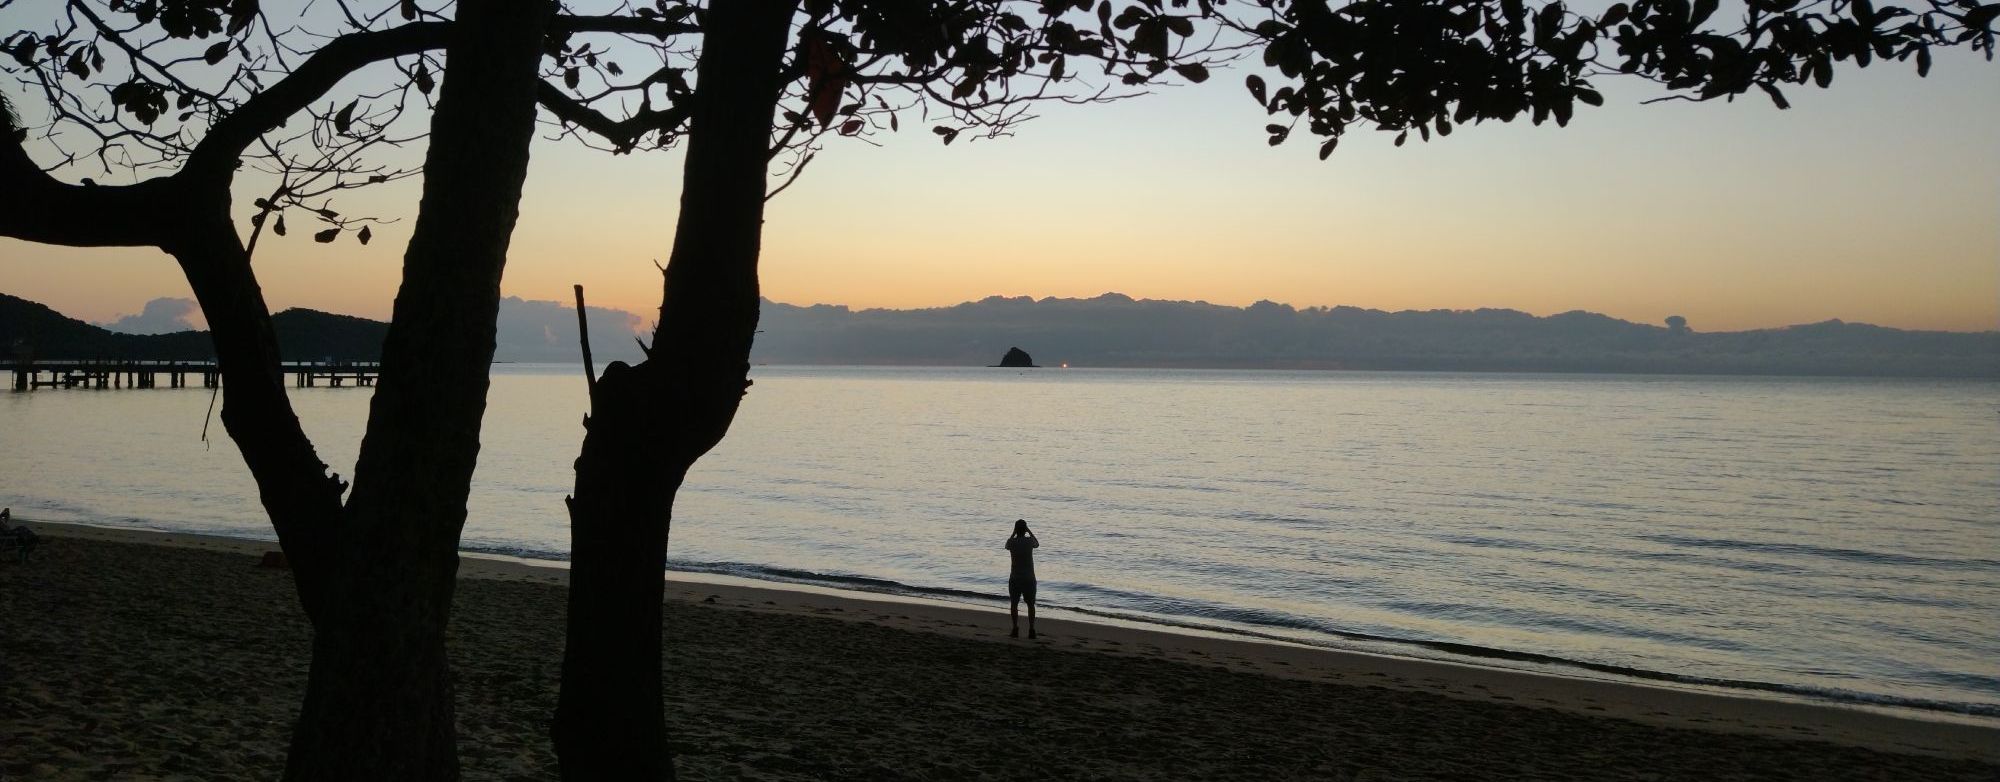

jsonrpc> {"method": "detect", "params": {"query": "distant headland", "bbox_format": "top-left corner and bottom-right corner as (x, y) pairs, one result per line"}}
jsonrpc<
(754, 293), (1998, 379)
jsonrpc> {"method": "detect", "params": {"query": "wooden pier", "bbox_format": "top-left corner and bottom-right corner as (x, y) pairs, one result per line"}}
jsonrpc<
(4, 360), (380, 391)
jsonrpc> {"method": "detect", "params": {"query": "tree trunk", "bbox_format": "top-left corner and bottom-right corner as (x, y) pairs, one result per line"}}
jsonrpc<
(553, 2), (797, 778)
(280, 1), (552, 779)
(166, 216), (348, 613)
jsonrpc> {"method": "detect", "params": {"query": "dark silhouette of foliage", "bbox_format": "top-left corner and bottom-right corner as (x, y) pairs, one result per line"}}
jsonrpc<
(1234, 0), (1994, 154)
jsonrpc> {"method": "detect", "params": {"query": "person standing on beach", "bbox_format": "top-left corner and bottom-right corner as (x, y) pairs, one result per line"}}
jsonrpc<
(1006, 519), (1040, 638)
(0, 507), (36, 561)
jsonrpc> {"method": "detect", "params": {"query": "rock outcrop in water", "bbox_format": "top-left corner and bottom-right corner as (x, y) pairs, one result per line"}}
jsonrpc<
(993, 347), (1037, 368)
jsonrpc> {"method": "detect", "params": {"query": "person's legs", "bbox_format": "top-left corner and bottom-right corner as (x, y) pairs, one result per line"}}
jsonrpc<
(1008, 584), (1022, 637)
(1026, 586), (1038, 638)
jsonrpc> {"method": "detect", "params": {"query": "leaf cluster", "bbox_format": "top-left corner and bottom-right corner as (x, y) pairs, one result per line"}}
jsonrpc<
(1237, 0), (1992, 155)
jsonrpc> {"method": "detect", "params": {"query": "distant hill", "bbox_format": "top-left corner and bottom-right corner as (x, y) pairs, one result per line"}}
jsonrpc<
(1, 293), (645, 364)
(754, 293), (2000, 378)
(8, 292), (1996, 377)
(1, 293), (386, 362)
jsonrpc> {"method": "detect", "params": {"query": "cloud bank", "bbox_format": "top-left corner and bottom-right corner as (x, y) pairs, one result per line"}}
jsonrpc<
(97, 297), (206, 335)
(493, 295), (647, 363)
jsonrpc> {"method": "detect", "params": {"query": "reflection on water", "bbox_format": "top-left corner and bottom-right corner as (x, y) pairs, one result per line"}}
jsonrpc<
(3, 366), (1996, 715)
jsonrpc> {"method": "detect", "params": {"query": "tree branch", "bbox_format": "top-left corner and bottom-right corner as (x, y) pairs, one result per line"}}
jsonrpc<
(549, 15), (699, 37)
(0, 129), (182, 247)
(535, 81), (689, 152)
(184, 21), (453, 180)
(176, 14), (699, 180)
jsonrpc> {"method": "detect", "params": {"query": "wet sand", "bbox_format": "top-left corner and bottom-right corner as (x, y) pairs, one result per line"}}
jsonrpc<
(2, 523), (1995, 780)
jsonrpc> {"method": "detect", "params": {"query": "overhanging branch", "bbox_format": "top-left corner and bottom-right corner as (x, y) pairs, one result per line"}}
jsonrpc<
(0, 129), (182, 247)
(536, 82), (689, 152)
(185, 21), (453, 179)
(184, 14), (700, 179)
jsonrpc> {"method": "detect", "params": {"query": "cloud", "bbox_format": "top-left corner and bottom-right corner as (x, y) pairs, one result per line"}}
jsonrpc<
(97, 297), (206, 335)
(493, 295), (647, 363)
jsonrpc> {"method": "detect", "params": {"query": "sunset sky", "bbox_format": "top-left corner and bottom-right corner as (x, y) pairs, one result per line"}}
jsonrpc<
(1, 20), (1994, 334)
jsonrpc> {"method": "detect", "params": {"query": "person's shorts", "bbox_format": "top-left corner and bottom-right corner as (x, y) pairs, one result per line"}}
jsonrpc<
(1008, 579), (1036, 600)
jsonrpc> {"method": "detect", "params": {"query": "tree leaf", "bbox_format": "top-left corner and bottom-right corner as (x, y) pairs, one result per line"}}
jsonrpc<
(414, 61), (433, 94)
(226, 0), (257, 36)
(357, 225), (372, 245)
(400, 0), (417, 20)
(1173, 63), (1209, 83)
(564, 67), (579, 90)
(839, 119), (864, 135)
(274, 214), (286, 236)
(1245, 74), (1267, 105)
(314, 228), (338, 243)
(204, 41), (228, 65)
(1757, 82), (1790, 109)
(1691, 0), (1718, 25)
(334, 99), (356, 134)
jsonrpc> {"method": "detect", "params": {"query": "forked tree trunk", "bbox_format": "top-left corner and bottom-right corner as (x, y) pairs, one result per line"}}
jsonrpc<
(278, 1), (552, 779)
(553, 2), (797, 778)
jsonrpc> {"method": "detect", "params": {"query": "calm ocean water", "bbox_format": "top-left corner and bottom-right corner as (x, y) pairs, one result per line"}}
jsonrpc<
(3, 366), (1996, 716)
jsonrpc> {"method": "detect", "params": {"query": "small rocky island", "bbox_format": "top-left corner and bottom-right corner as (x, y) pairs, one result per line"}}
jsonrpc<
(991, 347), (1038, 368)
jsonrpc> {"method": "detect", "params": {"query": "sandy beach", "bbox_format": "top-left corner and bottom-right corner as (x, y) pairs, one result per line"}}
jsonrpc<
(3, 522), (1996, 781)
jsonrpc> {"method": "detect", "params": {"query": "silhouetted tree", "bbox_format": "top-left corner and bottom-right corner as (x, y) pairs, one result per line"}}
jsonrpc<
(1667, 315), (1690, 333)
(0, 0), (692, 778)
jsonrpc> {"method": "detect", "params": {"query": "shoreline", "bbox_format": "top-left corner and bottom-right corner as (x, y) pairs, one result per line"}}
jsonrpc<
(25, 519), (2000, 764)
